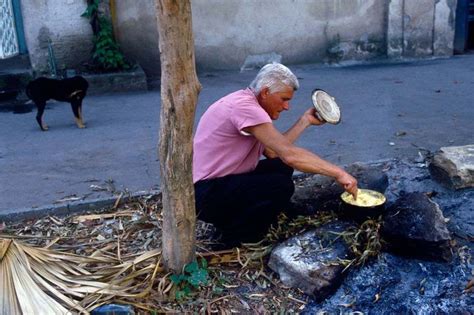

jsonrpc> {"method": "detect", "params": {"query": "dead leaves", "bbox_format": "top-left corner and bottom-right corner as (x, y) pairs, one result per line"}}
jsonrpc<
(1, 195), (311, 313)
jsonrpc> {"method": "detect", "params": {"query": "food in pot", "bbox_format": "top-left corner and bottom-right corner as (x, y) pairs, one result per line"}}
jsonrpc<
(341, 189), (386, 207)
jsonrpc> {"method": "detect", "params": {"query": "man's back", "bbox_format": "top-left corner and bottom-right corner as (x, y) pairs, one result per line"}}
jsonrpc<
(193, 88), (271, 182)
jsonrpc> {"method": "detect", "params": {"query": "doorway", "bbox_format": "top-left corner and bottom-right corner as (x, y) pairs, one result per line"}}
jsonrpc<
(468, 0), (474, 49)
(455, 0), (474, 53)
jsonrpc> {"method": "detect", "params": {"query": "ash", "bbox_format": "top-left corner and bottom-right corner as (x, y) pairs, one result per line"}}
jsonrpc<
(304, 159), (474, 314)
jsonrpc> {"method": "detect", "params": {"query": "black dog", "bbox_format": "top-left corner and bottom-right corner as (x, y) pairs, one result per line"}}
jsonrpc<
(26, 76), (89, 131)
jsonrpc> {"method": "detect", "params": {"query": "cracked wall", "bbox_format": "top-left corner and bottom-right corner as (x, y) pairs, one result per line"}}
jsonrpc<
(19, 0), (458, 74)
(387, 0), (457, 58)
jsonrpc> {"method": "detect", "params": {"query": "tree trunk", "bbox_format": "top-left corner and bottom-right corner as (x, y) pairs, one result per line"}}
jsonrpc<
(156, 0), (201, 272)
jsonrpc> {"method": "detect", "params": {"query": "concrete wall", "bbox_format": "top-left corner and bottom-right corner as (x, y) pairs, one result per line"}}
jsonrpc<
(20, 0), (93, 73)
(192, 0), (388, 69)
(387, 0), (457, 58)
(19, 0), (458, 75)
(113, 0), (387, 71)
(114, 0), (160, 81)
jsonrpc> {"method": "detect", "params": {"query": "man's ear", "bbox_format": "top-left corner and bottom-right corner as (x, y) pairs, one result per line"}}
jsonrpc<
(260, 87), (270, 99)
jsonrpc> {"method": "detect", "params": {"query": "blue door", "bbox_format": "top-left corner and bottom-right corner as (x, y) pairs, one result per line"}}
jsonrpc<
(0, 0), (19, 59)
(0, 0), (26, 59)
(11, 0), (27, 54)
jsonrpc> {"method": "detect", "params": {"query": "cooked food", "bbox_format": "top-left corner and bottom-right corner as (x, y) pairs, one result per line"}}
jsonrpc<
(341, 189), (386, 207)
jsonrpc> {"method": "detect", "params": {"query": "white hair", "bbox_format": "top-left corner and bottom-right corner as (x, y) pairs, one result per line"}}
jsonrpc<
(249, 63), (299, 94)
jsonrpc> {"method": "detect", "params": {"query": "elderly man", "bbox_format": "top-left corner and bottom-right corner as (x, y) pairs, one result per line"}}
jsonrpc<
(193, 63), (358, 247)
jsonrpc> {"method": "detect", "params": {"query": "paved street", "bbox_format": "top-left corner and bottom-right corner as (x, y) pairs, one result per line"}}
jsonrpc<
(1, 55), (473, 215)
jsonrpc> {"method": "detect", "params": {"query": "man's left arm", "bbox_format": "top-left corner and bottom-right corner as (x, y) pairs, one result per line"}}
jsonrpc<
(264, 107), (324, 158)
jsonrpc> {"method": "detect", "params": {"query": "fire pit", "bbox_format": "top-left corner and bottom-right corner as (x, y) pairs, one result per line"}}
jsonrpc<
(272, 158), (474, 313)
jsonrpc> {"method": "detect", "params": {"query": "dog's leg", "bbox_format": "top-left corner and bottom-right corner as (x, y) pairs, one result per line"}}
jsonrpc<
(79, 104), (84, 125)
(35, 101), (48, 131)
(71, 101), (85, 128)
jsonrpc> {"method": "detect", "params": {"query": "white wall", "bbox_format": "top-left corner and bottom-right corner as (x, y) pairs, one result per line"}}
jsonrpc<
(191, 0), (388, 69)
(114, 0), (160, 80)
(20, 0), (457, 74)
(21, 0), (93, 73)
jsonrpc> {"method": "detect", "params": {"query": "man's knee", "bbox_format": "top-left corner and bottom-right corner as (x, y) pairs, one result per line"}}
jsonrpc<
(271, 173), (295, 202)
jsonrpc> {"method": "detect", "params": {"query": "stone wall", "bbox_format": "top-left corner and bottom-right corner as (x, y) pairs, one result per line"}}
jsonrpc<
(20, 0), (93, 73)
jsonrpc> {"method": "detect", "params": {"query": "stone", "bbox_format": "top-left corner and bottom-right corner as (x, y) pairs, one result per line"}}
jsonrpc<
(381, 192), (452, 261)
(345, 163), (389, 193)
(428, 145), (474, 190)
(268, 221), (352, 301)
(91, 304), (134, 315)
(291, 163), (388, 215)
(240, 52), (282, 72)
(291, 174), (340, 215)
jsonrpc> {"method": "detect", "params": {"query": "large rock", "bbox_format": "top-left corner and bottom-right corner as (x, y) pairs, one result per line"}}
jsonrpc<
(268, 221), (351, 301)
(382, 192), (452, 261)
(429, 145), (474, 190)
(291, 163), (388, 215)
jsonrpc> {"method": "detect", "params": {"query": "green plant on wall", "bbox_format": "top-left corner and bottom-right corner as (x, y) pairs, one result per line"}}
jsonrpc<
(82, 0), (129, 71)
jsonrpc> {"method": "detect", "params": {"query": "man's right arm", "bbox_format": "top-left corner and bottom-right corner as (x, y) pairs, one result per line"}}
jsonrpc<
(264, 107), (325, 158)
(244, 123), (358, 198)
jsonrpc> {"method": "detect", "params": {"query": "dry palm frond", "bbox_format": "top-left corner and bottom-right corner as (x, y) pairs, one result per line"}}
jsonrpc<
(1, 195), (312, 313)
(0, 238), (165, 313)
(1, 238), (81, 314)
(0, 237), (289, 313)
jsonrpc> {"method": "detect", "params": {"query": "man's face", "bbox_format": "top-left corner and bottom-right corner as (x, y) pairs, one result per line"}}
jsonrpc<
(258, 85), (294, 120)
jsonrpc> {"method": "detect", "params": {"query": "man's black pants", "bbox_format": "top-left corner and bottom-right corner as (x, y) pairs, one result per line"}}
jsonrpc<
(194, 158), (295, 247)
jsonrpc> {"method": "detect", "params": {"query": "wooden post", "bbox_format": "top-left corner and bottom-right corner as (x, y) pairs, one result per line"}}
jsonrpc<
(156, 0), (201, 272)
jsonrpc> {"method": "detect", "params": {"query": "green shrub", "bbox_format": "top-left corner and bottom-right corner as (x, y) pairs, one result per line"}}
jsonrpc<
(82, 0), (129, 71)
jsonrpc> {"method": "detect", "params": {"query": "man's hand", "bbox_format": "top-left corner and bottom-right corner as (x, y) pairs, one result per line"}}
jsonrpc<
(303, 107), (326, 126)
(336, 172), (358, 199)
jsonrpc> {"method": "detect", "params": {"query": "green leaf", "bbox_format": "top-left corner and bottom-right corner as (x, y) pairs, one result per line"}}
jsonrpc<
(187, 268), (209, 288)
(170, 274), (185, 285)
(175, 285), (192, 300)
(175, 290), (186, 300)
(184, 261), (199, 274)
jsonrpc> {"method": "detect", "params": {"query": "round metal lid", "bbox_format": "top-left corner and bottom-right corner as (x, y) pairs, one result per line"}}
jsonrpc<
(311, 89), (341, 124)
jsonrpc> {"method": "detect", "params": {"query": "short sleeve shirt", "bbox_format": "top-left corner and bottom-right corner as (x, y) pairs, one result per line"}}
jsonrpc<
(193, 88), (272, 183)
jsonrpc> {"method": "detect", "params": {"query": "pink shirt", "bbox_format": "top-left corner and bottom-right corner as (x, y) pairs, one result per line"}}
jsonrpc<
(193, 88), (272, 183)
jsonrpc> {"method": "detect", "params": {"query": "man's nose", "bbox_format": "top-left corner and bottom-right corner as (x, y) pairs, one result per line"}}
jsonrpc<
(283, 102), (290, 110)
